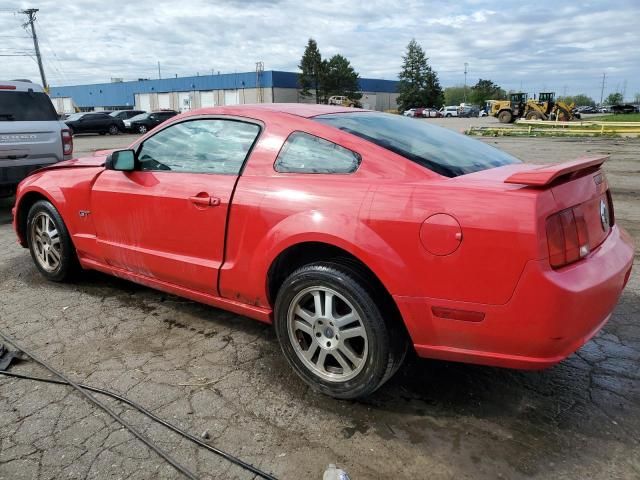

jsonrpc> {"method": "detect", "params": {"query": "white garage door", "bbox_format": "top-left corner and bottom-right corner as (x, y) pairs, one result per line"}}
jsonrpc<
(178, 92), (192, 112)
(200, 91), (215, 108)
(62, 98), (74, 114)
(224, 90), (239, 105)
(137, 93), (151, 112)
(158, 93), (171, 110)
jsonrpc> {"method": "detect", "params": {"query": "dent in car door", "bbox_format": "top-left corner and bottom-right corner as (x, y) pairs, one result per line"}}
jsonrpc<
(91, 118), (261, 295)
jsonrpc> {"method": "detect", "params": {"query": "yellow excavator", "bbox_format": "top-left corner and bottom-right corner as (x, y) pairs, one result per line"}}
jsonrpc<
(490, 92), (579, 123)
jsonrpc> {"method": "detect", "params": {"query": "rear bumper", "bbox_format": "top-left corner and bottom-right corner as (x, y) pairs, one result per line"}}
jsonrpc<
(396, 225), (634, 370)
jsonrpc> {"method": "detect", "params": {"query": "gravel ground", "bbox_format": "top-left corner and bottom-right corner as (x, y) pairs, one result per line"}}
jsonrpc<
(1, 127), (639, 480)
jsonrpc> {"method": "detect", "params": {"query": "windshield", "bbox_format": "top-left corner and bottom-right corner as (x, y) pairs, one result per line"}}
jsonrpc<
(66, 113), (85, 121)
(129, 113), (149, 122)
(0, 91), (58, 121)
(314, 112), (520, 177)
(109, 111), (122, 117)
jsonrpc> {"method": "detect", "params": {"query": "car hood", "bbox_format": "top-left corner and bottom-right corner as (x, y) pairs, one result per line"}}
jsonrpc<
(32, 155), (106, 174)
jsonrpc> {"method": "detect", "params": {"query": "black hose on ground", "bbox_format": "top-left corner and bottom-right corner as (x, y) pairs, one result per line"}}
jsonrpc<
(0, 332), (279, 480)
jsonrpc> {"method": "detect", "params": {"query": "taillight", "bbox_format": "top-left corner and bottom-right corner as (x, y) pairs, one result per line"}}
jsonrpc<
(606, 190), (615, 227)
(546, 206), (590, 269)
(61, 129), (73, 156)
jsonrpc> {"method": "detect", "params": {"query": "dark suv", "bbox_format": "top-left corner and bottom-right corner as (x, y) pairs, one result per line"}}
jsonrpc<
(124, 110), (179, 134)
(65, 112), (124, 135)
(0, 80), (72, 197)
(109, 109), (146, 121)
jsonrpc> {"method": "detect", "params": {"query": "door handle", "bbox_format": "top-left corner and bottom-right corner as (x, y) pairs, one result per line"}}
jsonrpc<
(189, 195), (221, 207)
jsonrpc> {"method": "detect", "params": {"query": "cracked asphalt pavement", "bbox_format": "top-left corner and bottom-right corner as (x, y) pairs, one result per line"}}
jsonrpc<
(1, 131), (639, 479)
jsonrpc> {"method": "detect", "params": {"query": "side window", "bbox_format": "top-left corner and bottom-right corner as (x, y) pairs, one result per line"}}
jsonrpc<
(274, 132), (360, 174)
(136, 119), (260, 175)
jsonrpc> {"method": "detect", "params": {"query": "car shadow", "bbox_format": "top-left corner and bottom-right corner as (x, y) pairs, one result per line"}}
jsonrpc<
(0, 196), (14, 225)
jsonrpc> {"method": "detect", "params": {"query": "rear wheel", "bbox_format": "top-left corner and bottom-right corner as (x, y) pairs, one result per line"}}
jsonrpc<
(26, 200), (79, 282)
(525, 111), (543, 120)
(274, 262), (407, 399)
(498, 110), (513, 123)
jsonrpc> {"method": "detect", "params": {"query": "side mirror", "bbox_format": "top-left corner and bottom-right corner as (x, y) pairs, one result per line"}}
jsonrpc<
(106, 149), (136, 171)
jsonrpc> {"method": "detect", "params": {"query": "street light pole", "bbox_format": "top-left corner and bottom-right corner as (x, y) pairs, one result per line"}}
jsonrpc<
(463, 62), (468, 104)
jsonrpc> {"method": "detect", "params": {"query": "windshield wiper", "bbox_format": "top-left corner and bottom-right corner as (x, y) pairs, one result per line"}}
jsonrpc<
(0, 113), (15, 121)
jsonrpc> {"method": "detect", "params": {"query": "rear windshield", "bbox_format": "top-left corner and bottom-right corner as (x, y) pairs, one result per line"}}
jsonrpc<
(314, 112), (520, 177)
(0, 91), (58, 121)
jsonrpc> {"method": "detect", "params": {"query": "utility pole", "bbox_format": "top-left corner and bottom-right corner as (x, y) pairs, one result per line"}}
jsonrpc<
(157, 61), (161, 79)
(20, 8), (47, 90)
(600, 73), (606, 106)
(463, 62), (468, 104)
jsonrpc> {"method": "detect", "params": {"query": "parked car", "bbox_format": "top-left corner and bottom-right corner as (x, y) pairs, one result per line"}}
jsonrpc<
(403, 108), (420, 117)
(65, 112), (124, 136)
(109, 109), (146, 121)
(12, 104), (634, 399)
(459, 105), (481, 118)
(422, 108), (442, 118)
(124, 110), (178, 134)
(0, 80), (72, 197)
(610, 104), (637, 114)
(439, 105), (459, 117)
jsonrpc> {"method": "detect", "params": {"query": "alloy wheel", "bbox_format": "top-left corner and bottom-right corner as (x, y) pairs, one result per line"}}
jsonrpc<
(30, 211), (62, 272)
(287, 286), (369, 382)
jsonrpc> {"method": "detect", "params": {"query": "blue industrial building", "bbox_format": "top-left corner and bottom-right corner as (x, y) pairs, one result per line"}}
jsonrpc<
(49, 70), (399, 113)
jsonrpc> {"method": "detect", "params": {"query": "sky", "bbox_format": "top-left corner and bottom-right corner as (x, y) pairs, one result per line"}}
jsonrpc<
(1, 0), (639, 102)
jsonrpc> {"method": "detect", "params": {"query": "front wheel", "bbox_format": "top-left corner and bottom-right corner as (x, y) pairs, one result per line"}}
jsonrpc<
(108, 124), (120, 135)
(498, 110), (513, 123)
(137, 125), (148, 134)
(26, 200), (79, 282)
(274, 263), (406, 399)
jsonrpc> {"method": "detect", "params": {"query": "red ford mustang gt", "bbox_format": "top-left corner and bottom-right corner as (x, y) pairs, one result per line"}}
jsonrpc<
(12, 104), (634, 399)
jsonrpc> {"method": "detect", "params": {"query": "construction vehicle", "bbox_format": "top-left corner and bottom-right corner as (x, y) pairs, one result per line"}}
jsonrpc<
(522, 92), (579, 121)
(490, 93), (528, 123)
(490, 92), (580, 123)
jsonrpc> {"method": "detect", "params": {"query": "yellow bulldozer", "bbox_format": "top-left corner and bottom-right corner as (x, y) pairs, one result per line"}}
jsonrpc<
(490, 92), (579, 123)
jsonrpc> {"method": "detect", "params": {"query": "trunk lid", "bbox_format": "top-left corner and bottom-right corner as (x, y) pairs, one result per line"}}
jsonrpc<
(505, 156), (613, 252)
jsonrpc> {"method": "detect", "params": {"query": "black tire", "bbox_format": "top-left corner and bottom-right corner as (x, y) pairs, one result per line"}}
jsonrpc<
(525, 111), (543, 120)
(138, 125), (148, 134)
(498, 110), (513, 123)
(26, 200), (79, 282)
(108, 124), (119, 135)
(445, 113), (452, 117)
(99, 132), (106, 135)
(274, 262), (407, 399)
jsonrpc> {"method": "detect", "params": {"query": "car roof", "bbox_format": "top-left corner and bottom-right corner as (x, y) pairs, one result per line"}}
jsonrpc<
(0, 80), (45, 93)
(182, 103), (366, 119)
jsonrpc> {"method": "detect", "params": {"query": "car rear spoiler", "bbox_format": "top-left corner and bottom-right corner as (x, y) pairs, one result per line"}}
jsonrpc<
(504, 156), (608, 187)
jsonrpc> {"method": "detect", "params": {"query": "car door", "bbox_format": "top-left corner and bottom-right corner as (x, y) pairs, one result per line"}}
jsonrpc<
(90, 117), (261, 294)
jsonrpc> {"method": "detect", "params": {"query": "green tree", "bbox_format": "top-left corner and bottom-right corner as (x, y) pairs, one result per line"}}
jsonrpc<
(397, 39), (443, 111)
(469, 79), (506, 106)
(299, 38), (323, 103)
(444, 86), (466, 106)
(319, 54), (362, 103)
(605, 92), (623, 105)
(557, 94), (595, 106)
